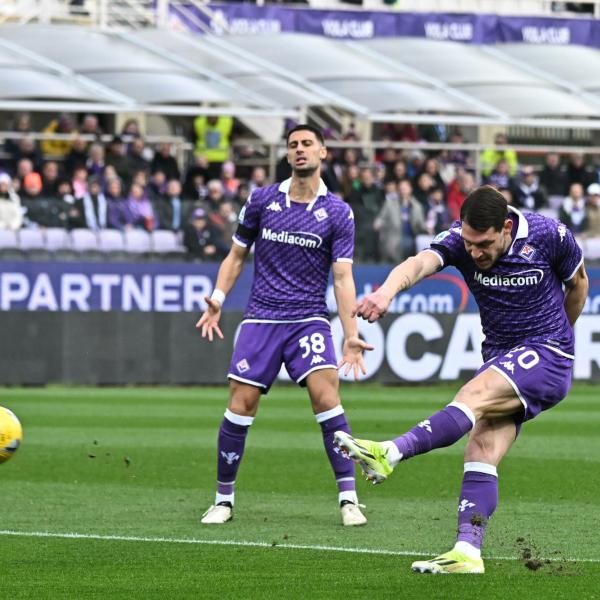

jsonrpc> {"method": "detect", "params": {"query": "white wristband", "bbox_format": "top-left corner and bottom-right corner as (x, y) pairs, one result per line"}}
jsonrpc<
(210, 288), (226, 306)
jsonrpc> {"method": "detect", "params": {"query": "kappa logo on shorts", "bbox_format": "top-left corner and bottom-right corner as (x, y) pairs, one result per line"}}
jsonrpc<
(500, 360), (515, 374)
(314, 207), (328, 222)
(519, 244), (536, 261)
(310, 355), (325, 366)
(236, 359), (250, 373)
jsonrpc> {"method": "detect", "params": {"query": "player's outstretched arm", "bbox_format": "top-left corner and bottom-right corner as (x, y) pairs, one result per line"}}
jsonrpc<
(196, 244), (249, 341)
(354, 250), (441, 322)
(332, 261), (374, 379)
(564, 263), (589, 327)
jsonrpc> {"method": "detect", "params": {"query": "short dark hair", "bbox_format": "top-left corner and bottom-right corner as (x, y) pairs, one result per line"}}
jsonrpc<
(286, 124), (325, 146)
(460, 185), (508, 232)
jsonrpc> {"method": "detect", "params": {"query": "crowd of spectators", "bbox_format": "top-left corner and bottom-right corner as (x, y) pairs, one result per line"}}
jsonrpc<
(3, 113), (600, 263)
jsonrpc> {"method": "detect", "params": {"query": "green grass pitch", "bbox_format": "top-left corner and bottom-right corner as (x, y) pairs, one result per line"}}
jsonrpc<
(1, 384), (600, 599)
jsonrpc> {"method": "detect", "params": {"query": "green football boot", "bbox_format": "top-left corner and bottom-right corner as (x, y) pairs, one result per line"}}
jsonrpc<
(333, 431), (394, 484)
(411, 549), (485, 574)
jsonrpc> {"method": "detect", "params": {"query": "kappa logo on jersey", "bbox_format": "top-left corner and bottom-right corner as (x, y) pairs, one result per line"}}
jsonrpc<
(474, 268), (544, 287)
(459, 499), (476, 512)
(558, 223), (567, 242)
(236, 359), (250, 373)
(310, 354), (325, 365)
(519, 244), (536, 261)
(314, 207), (328, 222)
(348, 208), (354, 220)
(220, 451), (240, 465)
(266, 201), (282, 212)
(261, 228), (323, 249)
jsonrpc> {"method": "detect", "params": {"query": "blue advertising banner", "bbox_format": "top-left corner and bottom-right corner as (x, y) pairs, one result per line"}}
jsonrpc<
(3, 261), (600, 314)
(170, 3), (600, 47)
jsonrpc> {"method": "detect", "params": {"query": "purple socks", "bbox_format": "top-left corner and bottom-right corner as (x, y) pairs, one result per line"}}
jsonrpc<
(456, 463), (499, 550)
(316, 406), (356, 503)
(392, 401), (475, 460)
(215, 409), (253, 505)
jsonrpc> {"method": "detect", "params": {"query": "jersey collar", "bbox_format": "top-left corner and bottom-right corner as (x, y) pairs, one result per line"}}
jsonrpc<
(278, 177), (328, 210)
(507, 206), (529, 255)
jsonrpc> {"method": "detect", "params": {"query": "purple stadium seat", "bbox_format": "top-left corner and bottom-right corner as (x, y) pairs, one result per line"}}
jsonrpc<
(124, 229), (151, 253)
(151, 230), (179, 253)
(18, 229), (45, 251)
(98, 229), (125, 252)
(70, 228), (99, 252)
(0, 229), (18, 249)
(45, 228), (71, 251)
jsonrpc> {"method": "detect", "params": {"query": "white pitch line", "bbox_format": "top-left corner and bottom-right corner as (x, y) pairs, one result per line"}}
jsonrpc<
(0, 530), (598, 564)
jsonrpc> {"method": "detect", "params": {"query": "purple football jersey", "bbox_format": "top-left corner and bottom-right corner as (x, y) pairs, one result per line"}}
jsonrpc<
(233, 178), (354, 320)
(428, 208), (583, 360)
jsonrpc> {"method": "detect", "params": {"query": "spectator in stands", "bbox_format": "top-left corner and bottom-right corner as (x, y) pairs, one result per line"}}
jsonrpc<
(3, 113), (32, 158)
(559, 182), (588, 235)
(193, 115), (233, 179)
(151, 143), (180, 182)
(413, 172), (434, 210)
(447, 170), (476, 221)
(348, 168), (384, 262)
(42, 161), (61, 198)
(69, 177), (108, 231)
(15, 158), (35, 186)
(566, 153), (597, 190)
(106, 136), (132, 184)
(480, 132), (518, 177)
(80, 114), (102, 138)
(41, 113), (75, 158)
(183, 207), (228, 260)
(127, 137), (151, 175)
(406, 149), (425, 179)
(20, 172), (44, 201)
(220, 160), (240, 199)
(445, 129), (469, 166)
(485, 158), (513, 190)
(64, 136), (89, 177)
(0, 173), (22, 231)
(320, 151), (341, 193)
(248, 166), (267, 192)
(10, 137), (42, 174)
(72, 166), (89, 200)
(389, 160), (408, 185)
(342, 148), (360, 168)
(183, 154), (209, 199)
(418, 123), (449, 143)
(234, 182), (250, 209)
(86, 142), (106, 180)
(148, 170), (167, 202)
(205, 179), (226, 212)
(121, 118), (141, 138)
(513, 165), (548, 212)
(154, 179), (184, 232)
(106, 177), (131, 231)
(421, 158), (446, 191)
(126, 182), (156, 232)
(539, 153), (568, 206)
(22, 173), (69, 229)
(584, 183), (600, 238)
(340, 164), (361, 200)
(210, 200), (238, 247)
(374, 179), (425, 263)
(426, 186), (452, 235)
(498, 187), (514, 206)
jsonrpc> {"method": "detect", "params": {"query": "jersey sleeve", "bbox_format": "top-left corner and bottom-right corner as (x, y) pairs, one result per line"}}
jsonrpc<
(551, 220), (584, 282)
(232, 192), (261, 248)
(428, 220), (465, 268)
(331, 203), (355, 263)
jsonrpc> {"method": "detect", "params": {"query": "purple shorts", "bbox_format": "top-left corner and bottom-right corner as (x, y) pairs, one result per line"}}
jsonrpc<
(228, 319), (338, 393)
(477, 343), (573, 428)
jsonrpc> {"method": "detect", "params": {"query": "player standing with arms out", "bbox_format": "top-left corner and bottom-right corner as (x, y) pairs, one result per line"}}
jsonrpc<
(335, 186), (588, 572)
(197, 125), (373, 527)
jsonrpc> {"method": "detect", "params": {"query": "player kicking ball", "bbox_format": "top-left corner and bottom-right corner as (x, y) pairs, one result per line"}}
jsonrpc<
(197, 125), (372, 527)
(335, 186), (588, 573)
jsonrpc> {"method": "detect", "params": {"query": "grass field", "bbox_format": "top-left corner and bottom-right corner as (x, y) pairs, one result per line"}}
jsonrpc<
(1, 384), (600, 599)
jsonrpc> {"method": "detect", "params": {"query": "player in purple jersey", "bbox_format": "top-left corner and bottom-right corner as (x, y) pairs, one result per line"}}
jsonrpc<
(334, 186), (589, 573)
(197, 125), (373, 527)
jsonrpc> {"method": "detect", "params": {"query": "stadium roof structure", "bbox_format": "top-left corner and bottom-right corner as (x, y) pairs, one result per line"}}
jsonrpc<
(2, 23), (600, 130)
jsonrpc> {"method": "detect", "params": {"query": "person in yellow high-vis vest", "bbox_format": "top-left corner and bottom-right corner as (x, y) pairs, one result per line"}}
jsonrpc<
(193, 115), (233, 179)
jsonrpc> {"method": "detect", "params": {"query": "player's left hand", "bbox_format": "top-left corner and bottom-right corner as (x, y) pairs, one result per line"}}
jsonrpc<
(338, 336), (374, 380)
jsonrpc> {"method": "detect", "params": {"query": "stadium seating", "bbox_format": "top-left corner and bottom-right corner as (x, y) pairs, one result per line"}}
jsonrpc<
(18, 229), (45, 251)
(124, 229), (151, 253)
(45, 228), (71, 252)
(98, 229), (125, 253)
(70, 228), (99, 252)
(0, 229), (18, 249)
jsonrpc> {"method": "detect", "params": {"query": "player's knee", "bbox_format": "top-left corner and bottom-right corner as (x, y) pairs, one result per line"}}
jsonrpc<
(229, 383), (260, 416)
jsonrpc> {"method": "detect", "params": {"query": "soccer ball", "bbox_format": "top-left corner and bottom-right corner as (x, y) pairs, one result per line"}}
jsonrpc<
(0, 406), (23, 464)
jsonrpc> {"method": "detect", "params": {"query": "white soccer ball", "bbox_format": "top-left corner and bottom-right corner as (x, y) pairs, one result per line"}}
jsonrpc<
(0, 406), (23, 464)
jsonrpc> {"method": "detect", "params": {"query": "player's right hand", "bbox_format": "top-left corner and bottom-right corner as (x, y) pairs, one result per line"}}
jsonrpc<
(195, 296), (224, 342)
(353, 291), (391, 323)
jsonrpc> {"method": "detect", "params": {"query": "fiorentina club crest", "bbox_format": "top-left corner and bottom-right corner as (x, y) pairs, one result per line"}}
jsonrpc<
(236, 359), (250, 373)
(314, 207), (328, 222)
(519, 244), (536, 261)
